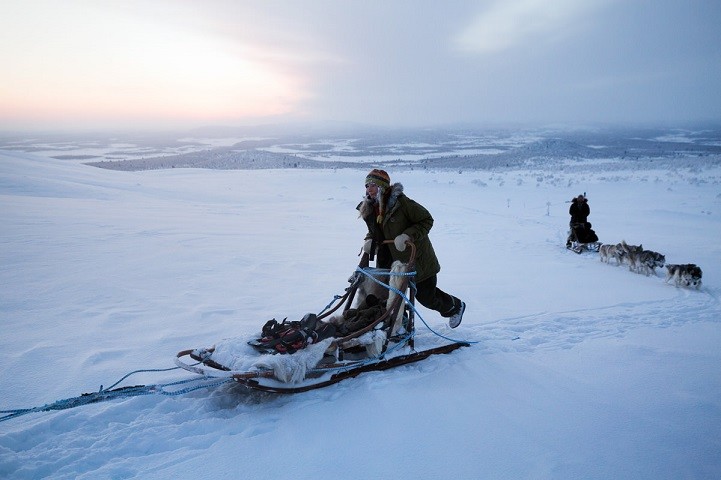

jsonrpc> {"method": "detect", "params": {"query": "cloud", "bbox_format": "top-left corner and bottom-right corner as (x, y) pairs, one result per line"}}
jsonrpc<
(453, 0), (610, 54)
(1, 0), (719, 130)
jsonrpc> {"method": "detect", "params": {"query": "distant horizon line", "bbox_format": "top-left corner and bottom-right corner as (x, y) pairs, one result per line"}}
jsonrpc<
(2, 118), (721, 137)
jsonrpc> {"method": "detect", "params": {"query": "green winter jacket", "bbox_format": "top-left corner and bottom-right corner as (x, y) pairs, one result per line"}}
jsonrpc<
(358, 183), (441, 283)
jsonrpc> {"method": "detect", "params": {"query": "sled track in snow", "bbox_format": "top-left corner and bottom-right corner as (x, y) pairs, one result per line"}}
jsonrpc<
(470, 290), (720, 354)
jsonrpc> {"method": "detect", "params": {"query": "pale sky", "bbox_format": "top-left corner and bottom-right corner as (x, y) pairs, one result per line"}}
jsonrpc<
(1, 0), (720, 131)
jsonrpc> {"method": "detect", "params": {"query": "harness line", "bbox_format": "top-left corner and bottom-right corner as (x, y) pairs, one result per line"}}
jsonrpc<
(1, 365), (232, 423)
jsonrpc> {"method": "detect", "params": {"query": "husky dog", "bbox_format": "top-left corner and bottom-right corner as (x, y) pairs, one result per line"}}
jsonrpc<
(599, 243), (624, 265)
(635, 250), (666, 276)
(619, 240), (644, 271)
(665, 264), (703, 288)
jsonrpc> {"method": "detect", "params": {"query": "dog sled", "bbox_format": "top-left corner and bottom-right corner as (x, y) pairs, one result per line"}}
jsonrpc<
(566, 222), (601, 254)
(175, 241), (469, 393)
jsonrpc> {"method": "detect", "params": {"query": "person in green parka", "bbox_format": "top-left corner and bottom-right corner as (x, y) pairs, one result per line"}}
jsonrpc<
(357, 169), (465, 328)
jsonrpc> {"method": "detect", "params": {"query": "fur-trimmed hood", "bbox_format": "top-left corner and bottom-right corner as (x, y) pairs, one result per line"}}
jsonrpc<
(358, 182), (404, 222)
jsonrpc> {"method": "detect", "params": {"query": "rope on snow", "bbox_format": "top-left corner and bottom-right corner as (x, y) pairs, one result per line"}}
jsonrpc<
(0, 365), (232, 423)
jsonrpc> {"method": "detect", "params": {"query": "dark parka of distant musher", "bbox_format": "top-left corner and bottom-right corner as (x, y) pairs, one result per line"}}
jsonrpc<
(566, 194), (598, 245)
(569, 194), (590, 225)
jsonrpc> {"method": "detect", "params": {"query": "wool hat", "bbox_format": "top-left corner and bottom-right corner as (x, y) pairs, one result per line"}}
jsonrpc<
(365, 169), (390, 189)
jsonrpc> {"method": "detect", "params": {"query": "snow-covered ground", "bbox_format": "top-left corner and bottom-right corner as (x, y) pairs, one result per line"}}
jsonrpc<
(1, 147), (720, 479)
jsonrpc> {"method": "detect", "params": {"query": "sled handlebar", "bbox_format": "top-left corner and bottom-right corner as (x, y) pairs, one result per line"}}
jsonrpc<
(381, 239), (417, 263)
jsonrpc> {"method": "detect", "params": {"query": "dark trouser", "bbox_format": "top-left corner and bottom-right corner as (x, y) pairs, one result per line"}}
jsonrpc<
(375, 243), (460, 317)
(415, 274), (461, 318)
(568, 222), (596, 244)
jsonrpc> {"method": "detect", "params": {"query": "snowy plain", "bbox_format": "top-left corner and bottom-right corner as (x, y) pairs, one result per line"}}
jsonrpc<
(1, 138), (721, 479)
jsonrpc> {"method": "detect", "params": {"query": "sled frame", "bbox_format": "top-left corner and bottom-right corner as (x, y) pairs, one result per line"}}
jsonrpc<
(175, 240), (469, 392)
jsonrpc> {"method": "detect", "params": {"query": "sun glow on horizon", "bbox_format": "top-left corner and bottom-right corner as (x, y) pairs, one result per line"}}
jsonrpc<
(0, 2), (309, 130)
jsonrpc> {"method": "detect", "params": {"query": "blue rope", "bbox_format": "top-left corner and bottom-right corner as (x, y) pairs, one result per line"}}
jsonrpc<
(104, 366), (186, 391)
(317, 267), (412, 316)
(153, 378), (233, 396)
(354, 266), (478, 345)
(310, 266), (476, 377)
(0, 365), (233, 423)
(318, 294), (344, 316)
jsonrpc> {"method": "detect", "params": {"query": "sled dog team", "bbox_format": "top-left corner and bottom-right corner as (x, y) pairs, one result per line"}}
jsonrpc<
(598, 240), (702, 289)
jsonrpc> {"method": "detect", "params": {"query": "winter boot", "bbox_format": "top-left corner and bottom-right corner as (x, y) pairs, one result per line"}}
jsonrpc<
(448, 301), (466, 329)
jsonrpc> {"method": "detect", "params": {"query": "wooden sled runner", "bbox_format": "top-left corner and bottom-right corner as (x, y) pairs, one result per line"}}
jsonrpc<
(175, 341), (468, 394)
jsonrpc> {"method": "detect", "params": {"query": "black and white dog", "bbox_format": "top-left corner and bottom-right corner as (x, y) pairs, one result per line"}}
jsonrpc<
(665, 264), (703, 288)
